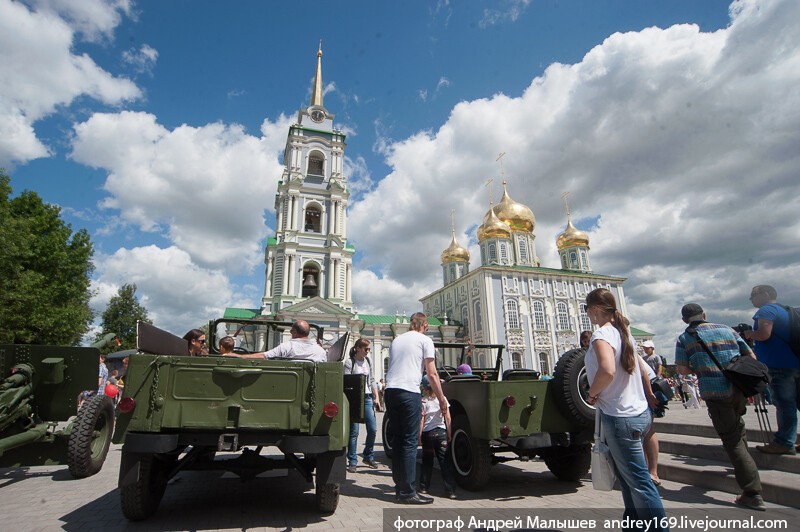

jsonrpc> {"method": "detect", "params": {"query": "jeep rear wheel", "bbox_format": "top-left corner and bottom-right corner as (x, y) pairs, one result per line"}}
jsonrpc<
(316, 482), (340, 513)
(67, 393), (115, 478)
(552, 348), (595, 427)
(381, 414), (394, 460)
(450, 415), (490, 490)
(540, 443), (591, 481)
(120, 453), (171, 521)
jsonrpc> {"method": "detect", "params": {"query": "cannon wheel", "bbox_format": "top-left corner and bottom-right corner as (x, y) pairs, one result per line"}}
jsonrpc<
(67, 393), (115, 478)
(120, 453), (171, 521)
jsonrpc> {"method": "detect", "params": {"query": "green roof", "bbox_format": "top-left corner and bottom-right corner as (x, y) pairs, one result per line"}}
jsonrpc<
(224, 307), (259, 319)
(358, 314), (445, 326)
(266, 237), (277, 247)
(630, 326), (654, 337)
(345, 244), (355, 251)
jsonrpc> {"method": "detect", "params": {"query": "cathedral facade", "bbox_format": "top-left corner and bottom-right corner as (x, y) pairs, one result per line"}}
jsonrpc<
(226, 46), (652, 380)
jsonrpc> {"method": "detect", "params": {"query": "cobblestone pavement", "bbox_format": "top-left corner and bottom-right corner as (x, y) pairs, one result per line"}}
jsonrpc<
(1, 408), (797, 531)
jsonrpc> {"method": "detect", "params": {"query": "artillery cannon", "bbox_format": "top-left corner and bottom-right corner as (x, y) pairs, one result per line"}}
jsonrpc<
(0, 336), (116, 477)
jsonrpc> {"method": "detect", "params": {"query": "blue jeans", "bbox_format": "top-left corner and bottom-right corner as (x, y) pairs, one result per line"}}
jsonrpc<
(601, 409), (669, 532)
(348, 394), (377, 465)
(768, 368), (800, 448)
(420, 427), (455, 494)
(385, 388), (422, 499)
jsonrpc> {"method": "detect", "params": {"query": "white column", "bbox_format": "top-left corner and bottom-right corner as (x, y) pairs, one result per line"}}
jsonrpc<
(287, 256), (295, 296)
(342, 202), (347, 238)
(276, 197), (284, 232)
(346, 263), (352, 301)
(333, 259), (340, 298)
(328, 201), (335, 235)
(327, 259), (335, 298)
(290, 196), (296, 230)
(282, 255), (289, 295)
(265, 257), (273, 297)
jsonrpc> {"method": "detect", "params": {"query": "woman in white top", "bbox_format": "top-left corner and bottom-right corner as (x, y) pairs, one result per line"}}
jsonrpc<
(584, 288), (668, 531)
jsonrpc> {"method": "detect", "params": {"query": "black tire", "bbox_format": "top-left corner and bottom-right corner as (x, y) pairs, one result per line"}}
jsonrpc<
(539, 443), (592, 481)
(120, 453), (171, 521)
(381, 414), (394, 460)
(450, 414), (491, 490)
(67, 393), (115, 478)
(552, 348), (595, 427)
(316, 482), (340, 513)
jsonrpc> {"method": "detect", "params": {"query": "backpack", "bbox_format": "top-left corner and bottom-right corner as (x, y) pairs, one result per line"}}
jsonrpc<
(780, 305), (800, 359)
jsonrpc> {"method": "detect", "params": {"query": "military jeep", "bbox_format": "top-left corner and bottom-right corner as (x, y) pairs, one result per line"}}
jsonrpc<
(382, 342), (593, 490)
(113, 319), (350, 521)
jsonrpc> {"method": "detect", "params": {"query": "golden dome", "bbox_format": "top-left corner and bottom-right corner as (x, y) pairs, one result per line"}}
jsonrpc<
(441, 235), (470, 264)
(493, 182), (535, 232)
(477, 207), (512, 242)
(556, 218), (590, 250)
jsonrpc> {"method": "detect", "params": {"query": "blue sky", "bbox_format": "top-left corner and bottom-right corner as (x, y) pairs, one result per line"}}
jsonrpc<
(3, 0), (799, 358)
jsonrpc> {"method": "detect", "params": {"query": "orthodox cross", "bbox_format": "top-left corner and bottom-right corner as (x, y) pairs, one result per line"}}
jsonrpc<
(484, 178), (494, 205)
(561, 191), (571, 220)
(450, 209), (456, 237)
(496, 152), (507, 185)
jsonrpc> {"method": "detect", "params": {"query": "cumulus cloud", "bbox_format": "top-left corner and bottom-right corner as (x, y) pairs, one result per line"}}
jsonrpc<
(70, 111), (293, 273)
(91, 246), (250, 334)
(0, 0), (140, 165)
(122, 44), (158, 75)
(348, 0), (800, 357)
(26, 0), (133, 42)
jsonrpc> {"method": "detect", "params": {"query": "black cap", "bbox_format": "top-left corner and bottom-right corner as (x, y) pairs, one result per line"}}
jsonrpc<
(681, 303), (705, 323)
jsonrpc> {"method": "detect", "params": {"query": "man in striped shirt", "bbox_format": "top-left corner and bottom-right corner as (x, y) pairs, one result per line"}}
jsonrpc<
(674, 303), (765, 511)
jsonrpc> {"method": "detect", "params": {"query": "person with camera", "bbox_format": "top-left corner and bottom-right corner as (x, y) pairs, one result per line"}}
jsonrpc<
(742, 285), (799, 455)
(675, 303), (765, 511)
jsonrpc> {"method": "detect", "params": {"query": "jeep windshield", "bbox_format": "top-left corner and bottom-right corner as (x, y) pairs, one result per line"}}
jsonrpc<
(208, 318), (323, 354)
(433, 342), (505, 380)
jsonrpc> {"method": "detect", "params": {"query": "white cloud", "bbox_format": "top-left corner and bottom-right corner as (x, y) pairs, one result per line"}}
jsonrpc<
(91, 246), (255, 335)
(343, 155), (374, 198)
(436, 77), (451, 91)
(0, 0), (140, 165)
(26, 0), (133, 42)
(70, 111), (293, 273)
(348, 0), (800, 357)
(122, 44), (158, 75)
(479, 0), (532, 28)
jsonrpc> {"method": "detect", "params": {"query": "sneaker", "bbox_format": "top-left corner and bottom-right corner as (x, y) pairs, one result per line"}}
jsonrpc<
(756, 442), (797, 455)
(362, 458), (378, 469)
(347, 465), (357, 474)
(447, 491), (457, 500)
(417, 486), (428, 495)
(397, 494), (434, 505)
(735, 493), (766, 512)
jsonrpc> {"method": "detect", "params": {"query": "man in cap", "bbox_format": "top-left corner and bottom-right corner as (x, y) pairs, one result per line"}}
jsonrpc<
(642, 340), (662, 377)
(742, 285), (799, 455)
(640, 339), (663, 486)
(674, 303), (765, 511)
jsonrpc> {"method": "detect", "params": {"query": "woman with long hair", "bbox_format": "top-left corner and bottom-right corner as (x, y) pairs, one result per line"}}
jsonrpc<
(344, 338), (382, 472)
(183, 329), (207, 356)
(584, 288), (668, 531)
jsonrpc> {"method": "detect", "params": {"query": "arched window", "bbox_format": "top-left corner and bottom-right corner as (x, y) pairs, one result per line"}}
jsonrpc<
(506, 300), (520, 329)
(539, 352), (550, 376)
(489, 243), (497, 261)
(561, 254), (568, 268)
(500, 243), (508, 262)
(512, 352), (523, 369)
(532, 300), (546, 330)
(557, 301), (570, 330)
(579, 303), (591, 332)
(307, 151), (324, 176)
(519, 239), (528, 262)
(570, 251), (578, 268)
(461, 305), (469, 336)
(384, 355), (389, 376)
(301, 262), (321, 298)
(580, 250), (588, 269)
(479, 354), (487, 367)
(304, 203), (321, 232)
(474, 300), (482, 330)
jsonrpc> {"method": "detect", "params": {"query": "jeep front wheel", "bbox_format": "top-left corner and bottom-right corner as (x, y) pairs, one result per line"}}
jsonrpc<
(539, 443), (591, 481)
(381, 414), (394, 460)
(450, 415), (491, 490)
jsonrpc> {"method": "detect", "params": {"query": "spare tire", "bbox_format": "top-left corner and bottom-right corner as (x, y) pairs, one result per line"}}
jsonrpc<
(552, 348), (594, 427)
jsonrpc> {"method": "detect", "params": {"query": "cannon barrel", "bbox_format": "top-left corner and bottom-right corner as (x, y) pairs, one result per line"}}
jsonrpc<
(92, 333), (118, 351)
(0, 364), (34, 391)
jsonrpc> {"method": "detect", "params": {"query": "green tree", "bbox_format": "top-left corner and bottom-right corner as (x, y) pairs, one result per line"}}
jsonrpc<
(97, 283), (152, 352)
(0, 170), (95, 345)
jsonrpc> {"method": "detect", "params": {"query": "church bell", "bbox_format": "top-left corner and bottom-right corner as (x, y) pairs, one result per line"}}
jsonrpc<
(303, 274), (317, 288)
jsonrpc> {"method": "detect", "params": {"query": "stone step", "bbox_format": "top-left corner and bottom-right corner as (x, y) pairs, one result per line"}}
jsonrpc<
(657, 432), (800, 474)
(657, 452), (800, 509)
(655, 420), (798, 445)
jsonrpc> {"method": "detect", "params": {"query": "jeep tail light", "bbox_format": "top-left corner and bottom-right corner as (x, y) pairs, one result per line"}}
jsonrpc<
(323, 401), (339, 418)
(118, 397), (136, 414)
(500, 425), (511, 438)
(504, 395), (516, 408)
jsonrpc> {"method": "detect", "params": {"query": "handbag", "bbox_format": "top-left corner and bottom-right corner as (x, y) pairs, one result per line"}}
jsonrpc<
(591, 411), (616, 491)
(685, 326), (771, 397)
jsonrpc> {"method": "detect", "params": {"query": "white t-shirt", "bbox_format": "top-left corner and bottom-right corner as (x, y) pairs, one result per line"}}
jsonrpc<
(421, 395), (449, 432)
(386, 330), (435, 393)
(263, 338), (327, 363)
(584, 325), (647, 417)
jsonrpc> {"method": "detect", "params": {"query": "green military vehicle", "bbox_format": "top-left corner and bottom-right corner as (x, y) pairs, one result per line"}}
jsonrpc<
(382, 342), (593, 490)
(113, 319), (351, 521)
(0, 337), (116, 478)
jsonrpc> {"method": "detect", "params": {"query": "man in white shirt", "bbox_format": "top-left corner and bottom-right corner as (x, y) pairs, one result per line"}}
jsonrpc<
(384, 312), (446, 505)
(226, 320), (326, 362)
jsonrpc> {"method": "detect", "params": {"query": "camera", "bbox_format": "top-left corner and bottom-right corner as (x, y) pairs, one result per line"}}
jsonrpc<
(731, 323), (753, 335)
